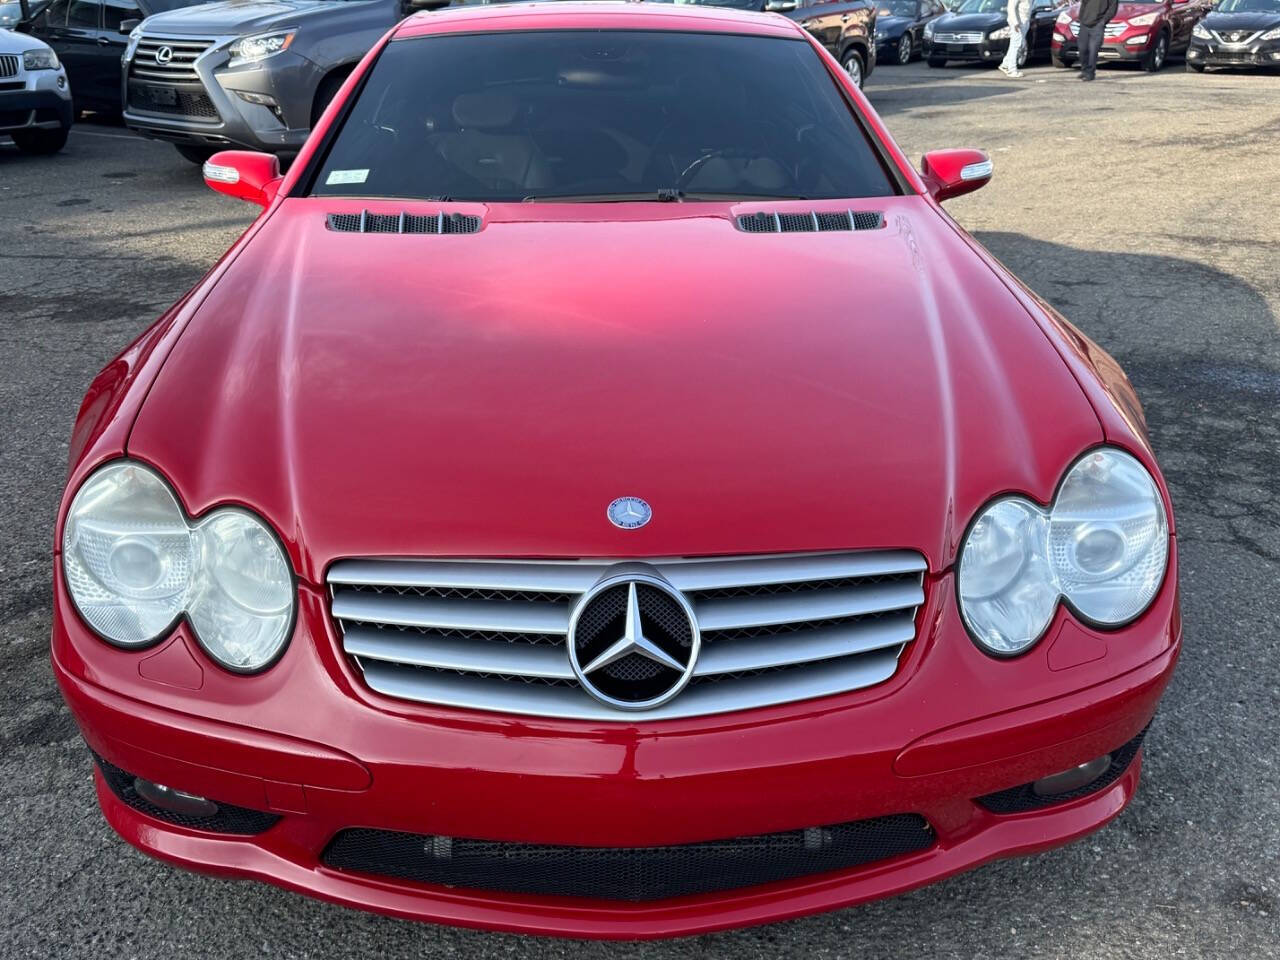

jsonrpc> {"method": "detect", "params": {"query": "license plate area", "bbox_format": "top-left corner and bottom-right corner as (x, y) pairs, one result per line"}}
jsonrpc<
(140, 85), (178, 107)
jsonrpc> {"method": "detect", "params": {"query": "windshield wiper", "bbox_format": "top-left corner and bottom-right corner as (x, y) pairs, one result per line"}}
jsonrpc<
(521, 191), (809, 203)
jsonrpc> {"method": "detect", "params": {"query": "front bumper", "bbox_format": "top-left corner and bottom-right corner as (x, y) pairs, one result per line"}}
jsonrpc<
(924, 36), (1008, 63)
(0, 79), (73, 133)
(1187, 36), (1280, 67)
(53, 546), (1181, 938)
(122, 43), (319, 153)
(1052, 27), (1161, 63)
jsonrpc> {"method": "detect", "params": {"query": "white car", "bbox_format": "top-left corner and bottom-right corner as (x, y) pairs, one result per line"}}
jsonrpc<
(1, 23), (72, 154)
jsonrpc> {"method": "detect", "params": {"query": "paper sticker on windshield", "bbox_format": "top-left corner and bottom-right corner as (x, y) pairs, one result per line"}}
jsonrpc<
(326, 169), (369, 185)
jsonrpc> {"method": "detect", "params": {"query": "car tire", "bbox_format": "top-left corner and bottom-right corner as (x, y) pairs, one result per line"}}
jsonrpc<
(1142, 30), (1169, 72)
(1186, 59), (1206, 72)
(897, 34), (913, 65)
(840, 48), (866, 87)
(11, 125), (69, 155)
(927, 54), (947, 67)
(175, 145), (216, 165)
(1051, 53), (1070, 67)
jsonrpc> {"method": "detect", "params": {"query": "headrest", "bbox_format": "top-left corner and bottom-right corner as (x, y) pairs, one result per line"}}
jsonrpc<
(452, 92), (519, 129)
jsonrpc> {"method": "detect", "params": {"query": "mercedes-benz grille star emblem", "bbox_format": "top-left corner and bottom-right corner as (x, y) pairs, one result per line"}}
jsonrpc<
(567, 574), (700, 710)
(607, 496), (651, 529)
(154, 45), (174, 64)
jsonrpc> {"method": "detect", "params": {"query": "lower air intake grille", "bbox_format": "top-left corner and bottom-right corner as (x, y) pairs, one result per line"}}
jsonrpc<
(92, 751), (280, 835)
(322, 814), (935, 901)
(737, 210), (883, 233)
(326, 210), (482, 234)
(975, 724), (1150, 814)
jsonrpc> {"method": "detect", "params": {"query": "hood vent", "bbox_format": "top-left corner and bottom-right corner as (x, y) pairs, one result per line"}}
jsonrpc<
(737, 210), (883, 234)
(326, 210), (482, 235)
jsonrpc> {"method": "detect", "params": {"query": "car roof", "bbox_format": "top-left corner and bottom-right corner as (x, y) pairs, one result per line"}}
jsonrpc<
(394, 2), (805, 41)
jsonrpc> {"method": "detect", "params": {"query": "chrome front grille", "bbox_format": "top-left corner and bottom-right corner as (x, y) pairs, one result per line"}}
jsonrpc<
(0, 55), (19, 80)
(933, 31), (985, 43)
(130, 34), (216, 82)
(329, 551), (927, 722)
(1212, 29), (1260, 44)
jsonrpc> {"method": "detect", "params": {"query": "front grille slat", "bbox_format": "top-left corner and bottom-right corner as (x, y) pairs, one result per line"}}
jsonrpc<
(0, 55), (19, 80)
(129, 34), (216, 83)
(343, 624), (576, 679)
(934, 31), (985, 43)
(330, 551), (925, 721)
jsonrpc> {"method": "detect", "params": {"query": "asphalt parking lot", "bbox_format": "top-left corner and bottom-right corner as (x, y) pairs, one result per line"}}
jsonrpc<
(3, 58), (1280, 959)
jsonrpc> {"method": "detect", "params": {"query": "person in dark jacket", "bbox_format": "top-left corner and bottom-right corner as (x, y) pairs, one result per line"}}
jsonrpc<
(1076, 0), (1119, 80)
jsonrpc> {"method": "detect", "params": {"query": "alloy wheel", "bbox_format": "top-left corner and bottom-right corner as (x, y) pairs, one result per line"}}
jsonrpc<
(898, 34), (913, 65)
(844, 51), (864, 86)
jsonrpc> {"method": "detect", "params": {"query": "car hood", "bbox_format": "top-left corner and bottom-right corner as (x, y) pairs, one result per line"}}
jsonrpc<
(139, 0), (356, 35)
(1064, 2), (1167, 18)
(1202, 10), (1280, 29)
(934, 12), (1005, 29)
(128, 198), (1101, 583)
(876, 15), (912, 34)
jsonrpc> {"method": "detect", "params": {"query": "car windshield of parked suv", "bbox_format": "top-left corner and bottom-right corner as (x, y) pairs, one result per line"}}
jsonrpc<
(879, 2), (919, 16)
(1213, 0), (1280, 10)
(309, 30), (896, 203)
(953, 0), (1005, 11)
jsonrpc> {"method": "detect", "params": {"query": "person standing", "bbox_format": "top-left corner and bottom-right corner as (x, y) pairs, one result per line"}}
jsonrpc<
(1076, 0), (1119, 81)
(999, 0), (1032, 78)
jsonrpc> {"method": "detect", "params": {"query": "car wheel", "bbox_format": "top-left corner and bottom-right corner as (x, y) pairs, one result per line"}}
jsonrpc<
(897, 34), (913, 65)
(1186, 59), (1206, 72)
(841, 48), (866, 87)
(927, 54), (947, 67)
(11, 125), (69, 155)
(174, 145), (216, 165)
(1143, 31), (1168, 72)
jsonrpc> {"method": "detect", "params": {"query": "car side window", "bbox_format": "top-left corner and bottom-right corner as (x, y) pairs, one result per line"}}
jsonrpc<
(103, 0), (140, 31)
(43, 0), (70, 26)
(67, 0), (100, 28)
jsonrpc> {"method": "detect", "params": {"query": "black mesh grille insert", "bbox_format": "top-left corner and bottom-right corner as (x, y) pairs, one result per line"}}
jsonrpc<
(976, 724), (1150, 814)
(736, 210), (883, 233)
(322, 814), (935, 901)
(126, 84), (219, 121)
(325, 211), (482, 234)
(92, 751), (280, 835)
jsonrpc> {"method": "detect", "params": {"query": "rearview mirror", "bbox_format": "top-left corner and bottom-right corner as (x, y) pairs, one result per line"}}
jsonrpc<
(202, 150), (282, 207)
(919, 148), (991, 202)
(403, 0), (451, 11)
(765, 0), (799, 11)
(118, 18), (139, 34)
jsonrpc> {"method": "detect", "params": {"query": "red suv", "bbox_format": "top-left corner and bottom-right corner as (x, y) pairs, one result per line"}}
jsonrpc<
(1052, 0), (1213, 69)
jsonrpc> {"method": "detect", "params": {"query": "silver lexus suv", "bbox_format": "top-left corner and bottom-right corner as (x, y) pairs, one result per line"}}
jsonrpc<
(122, 0), (450, 164)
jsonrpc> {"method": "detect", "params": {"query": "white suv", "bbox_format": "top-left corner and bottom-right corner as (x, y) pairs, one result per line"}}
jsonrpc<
(0, 25), (72, 154)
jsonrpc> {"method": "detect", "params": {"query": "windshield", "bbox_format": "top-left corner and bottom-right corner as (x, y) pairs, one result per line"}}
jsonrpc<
(878, 2), (918, 16)
(1213, 0), (1280, 11)
(954, 0), (1005, 11)
(309, 31), (896, 203)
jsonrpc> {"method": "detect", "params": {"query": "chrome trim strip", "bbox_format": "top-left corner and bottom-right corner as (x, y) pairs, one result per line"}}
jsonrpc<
(357, 649), (902, 722)
(329, 559), (605, 593)
(693, 581), (924, 632)
(331, 591), (571, 635)
(343, 625), (575, 679)
(692, 613), (916, 676)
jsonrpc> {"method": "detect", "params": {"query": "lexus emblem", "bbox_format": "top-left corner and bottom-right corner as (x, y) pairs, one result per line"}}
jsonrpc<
(607, 496), (651, 529)
(154, 45), (174, 64)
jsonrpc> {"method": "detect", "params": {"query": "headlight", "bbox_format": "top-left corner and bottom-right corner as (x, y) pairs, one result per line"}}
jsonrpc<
(989, 26), (1011, 40)
(1261, 25), (1280, 40)
(1192, 22), (1211, 39)
(958, 448), (1169, 656)
(924, 20), (935, 37)
(1127, 12), (1158, 25)
(23, 48), (60, 70)
(62, 461), (294, 672)
(227, 30), (296, 67)
(1056, 11), (1071, 23)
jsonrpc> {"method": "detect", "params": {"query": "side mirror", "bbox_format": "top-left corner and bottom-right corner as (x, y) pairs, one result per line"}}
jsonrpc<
(118, 18), (139, 34)
(920, 148), (991, 202)
(765, 0), (799, 11)
(202, 150), (282, 207)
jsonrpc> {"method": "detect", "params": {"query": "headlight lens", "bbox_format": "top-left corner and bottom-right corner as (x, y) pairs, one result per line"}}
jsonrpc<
(227, 30), (295, 67)
(1128, 12), (1158, 25)
(1261, 25), (1280, 40)
(1192, 22), (1211, 39)
(924, 20), (935, 37)
(23, 48), (60, 70)
(62, 462), (294, 672)
(958, 448), (1169, 656)
(1056, 11), (1071, 23)
(989, 26), (1011, 40)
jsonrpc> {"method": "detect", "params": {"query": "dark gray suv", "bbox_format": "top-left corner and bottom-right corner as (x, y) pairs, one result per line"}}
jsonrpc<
(122, 0), (449, 163)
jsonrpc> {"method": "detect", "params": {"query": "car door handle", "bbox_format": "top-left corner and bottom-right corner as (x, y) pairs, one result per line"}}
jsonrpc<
(97, 36), (111, 46)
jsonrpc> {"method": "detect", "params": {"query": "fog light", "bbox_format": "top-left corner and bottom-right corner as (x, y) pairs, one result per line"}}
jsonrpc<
(1188, 48), (1200, 57)
(1031, 754), (1112, 797)
(1126, 34), (1149, 45)
(133, 777), (220, 818)
(233, 89), (286, 125)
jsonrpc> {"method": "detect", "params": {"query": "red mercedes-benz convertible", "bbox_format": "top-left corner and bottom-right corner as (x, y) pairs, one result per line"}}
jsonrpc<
(52, 0), (1179, 939)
